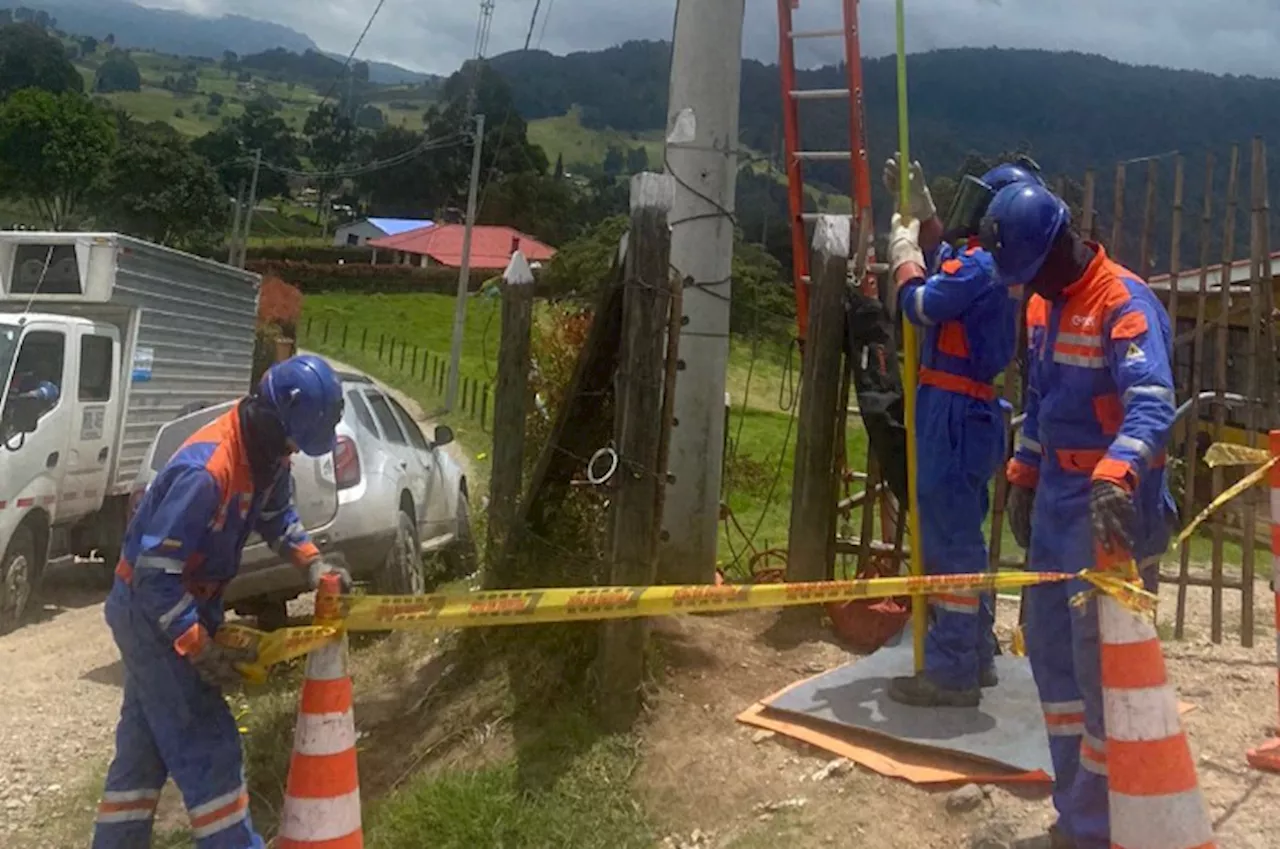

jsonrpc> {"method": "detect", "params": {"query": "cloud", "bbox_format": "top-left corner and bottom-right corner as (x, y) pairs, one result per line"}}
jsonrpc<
(142, 0), (1280, 79)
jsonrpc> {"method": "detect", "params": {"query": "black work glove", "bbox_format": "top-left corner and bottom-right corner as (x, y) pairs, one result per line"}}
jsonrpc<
(1090, 480), (1137, 555)
(307, 552), (353, 593)
(191, 643), (257, 690)
(1008, 485), (1035, 550)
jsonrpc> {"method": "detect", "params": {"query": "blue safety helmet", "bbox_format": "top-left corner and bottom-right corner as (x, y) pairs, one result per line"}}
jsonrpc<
(942, 156), (1045, 242)
(979, 183), (1072, 285)
(259, 354), (344, 457)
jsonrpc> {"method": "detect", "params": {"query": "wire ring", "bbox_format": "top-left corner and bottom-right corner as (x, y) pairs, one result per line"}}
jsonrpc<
(587, 447), (619, 486)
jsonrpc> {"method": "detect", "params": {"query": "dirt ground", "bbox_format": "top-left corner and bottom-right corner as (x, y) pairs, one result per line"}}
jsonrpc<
(634, 581), (1280, 849)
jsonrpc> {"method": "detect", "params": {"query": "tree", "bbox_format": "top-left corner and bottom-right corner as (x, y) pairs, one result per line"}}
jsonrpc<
(0, 90), (116, 228)
(173, 72), (198, 95)
(554, 153), (564, 180)
(355, 104), (385, 131)
(192, 101), (299, 198)
(0, 23), (83, 99)
(602, 144), (624, 177)
(94, 52), (142, 94)
(79, 36), (98, 56)
(208, 92), (225, 109)
(96, 123), (229, 250)
(304, 103), (357, 230)
(353, 125), (437, 217)
(540, 215), (628, 295)
(625, 146), (649, 174)
(221, 50), (238, 74)
(478, 171), (581, 246)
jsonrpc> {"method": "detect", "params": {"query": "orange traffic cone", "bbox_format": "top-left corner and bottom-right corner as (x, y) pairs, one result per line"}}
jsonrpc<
(1098, 590), (1215, 848)
(278, 574), (362, 848)
(1247, 429), (1280, 772)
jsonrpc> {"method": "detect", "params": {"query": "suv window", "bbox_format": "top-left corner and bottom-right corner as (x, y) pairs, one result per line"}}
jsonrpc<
(150, 403), (230, 471)
(387, 396), (429, 450)
(346, 390), (377, 435)
(366, 391), (406, 445)
(79, 335), (114, 402)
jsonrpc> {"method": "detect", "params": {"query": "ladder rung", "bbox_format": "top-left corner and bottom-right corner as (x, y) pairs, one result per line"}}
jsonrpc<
(795, 151), (852, 161)
(790, 88), (850, 101)
(790, 28), (847, 39)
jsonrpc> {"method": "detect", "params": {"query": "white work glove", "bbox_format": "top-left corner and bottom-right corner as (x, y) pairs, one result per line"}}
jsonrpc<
(888, 213), (925, 280)
(882, 156), (937, 223)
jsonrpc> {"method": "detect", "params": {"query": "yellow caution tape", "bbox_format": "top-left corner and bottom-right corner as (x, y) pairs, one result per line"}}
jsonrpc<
(1175, 454), (1278, 545)
(215, 623), (342, 684)
(231, 567), (1159, 679)
(1203, 442), (1271, 468)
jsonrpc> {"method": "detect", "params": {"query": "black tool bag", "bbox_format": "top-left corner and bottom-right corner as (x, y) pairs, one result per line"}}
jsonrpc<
(844, 287), (908, 505)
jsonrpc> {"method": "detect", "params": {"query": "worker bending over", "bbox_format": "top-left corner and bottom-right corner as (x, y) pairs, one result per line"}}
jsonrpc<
(883, 157), (1042, 707)
(93, 355), (353, 849)
(989, 184), (1177, 849)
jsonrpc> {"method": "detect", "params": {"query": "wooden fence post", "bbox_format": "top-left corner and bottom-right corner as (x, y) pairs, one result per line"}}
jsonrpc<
(481, 384), (490, 430)
(399, 340), (407, 370)
(323, 320), (330, 343)
(1081, 168), (1097, 240)
(341, 324), (348, 349)
(1211, 144), (1242, 645)
(378, 334), (385, 361)
(786, 215), (850, 583)
(1139, 158), (1159, 276)
(599, 173), (675, 729)
(1174, 152), (1217, 639)
(488, 252), (536, 561)
(1111, 162), (1127, 262)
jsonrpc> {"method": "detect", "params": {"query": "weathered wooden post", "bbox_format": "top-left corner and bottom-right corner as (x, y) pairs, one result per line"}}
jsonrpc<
(361, 327), (368, 351)
(1110, 162), (1127, 261)
(1081, 168), (1097, 240)
(599, 172), (675, 729)
(488, 251), (536, 562)
(786, 215), (851, 583)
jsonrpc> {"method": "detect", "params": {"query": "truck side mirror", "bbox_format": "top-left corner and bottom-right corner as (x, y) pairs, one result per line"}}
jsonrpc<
(432, 425), (454, 448)
(6, 398), (40, 435)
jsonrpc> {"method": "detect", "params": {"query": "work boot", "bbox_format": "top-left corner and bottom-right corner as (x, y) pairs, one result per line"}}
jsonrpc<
(887, 673), (980, 707)
(1011, 824), (1078, 849)
(981, 666), (999, 688)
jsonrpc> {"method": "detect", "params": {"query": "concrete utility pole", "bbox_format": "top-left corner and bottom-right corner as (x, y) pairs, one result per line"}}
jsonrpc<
(238, 149), (263, 269)
(658, 0), (745, 584)
(446, 113), (485, 412)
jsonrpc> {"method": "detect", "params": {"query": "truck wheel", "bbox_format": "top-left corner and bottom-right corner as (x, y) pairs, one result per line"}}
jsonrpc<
(375, 510), (424, 595)
(441, 496), (478, 582)
(0, 525), (37, 634)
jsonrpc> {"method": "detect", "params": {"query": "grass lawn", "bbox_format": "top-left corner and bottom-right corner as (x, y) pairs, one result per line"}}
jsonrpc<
(528, 107), (667, 174)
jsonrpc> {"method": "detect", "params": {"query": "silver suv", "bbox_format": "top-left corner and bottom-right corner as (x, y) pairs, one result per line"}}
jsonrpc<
(129, 372), (475, 626)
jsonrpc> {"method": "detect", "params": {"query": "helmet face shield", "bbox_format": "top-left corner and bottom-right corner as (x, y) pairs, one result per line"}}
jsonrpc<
(942, 175), (996, 242)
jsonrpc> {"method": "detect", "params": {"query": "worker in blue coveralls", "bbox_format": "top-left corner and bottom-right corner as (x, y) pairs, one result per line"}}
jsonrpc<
(988, 183), (1177, 849)
(93, 354), (354, 849)
(882, 156), (1044, 707)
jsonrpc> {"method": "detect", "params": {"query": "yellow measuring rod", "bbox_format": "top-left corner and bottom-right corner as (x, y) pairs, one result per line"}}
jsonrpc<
(895, 0), (927, 674)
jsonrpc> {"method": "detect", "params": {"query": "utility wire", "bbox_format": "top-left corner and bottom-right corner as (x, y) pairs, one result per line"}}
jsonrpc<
(319, 0), (391, 106)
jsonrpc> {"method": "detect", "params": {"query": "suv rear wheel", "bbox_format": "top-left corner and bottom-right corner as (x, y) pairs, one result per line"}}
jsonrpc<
(441, 495), (478, 582)
(375, 510), (424, 595)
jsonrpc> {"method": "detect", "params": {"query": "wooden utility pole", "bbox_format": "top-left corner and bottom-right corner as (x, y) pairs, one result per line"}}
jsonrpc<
(1081, 169), (1096, 239)
(599, 173), (675, 729)
(229, 179), (246, 267)
(488, 251), (536, 564)
(239, 149), (263, 269)
(446, 113), (486, 412)
(786, 215), (851, 582)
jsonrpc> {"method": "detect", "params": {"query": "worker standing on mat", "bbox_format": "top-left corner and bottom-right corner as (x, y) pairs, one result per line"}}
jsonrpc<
(883, 156), (1043, 708)
(93, 355), (353, 849)
(989, 183), (1177, 849)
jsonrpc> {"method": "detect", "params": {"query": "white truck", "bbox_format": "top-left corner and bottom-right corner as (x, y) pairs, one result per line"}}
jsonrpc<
(0, 233), (261, 631)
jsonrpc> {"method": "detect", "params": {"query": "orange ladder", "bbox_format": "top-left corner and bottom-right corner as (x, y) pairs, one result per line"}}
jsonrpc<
(776, 0), (875, 343)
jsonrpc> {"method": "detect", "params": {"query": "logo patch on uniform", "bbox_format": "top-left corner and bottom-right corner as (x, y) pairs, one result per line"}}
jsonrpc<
(1125, 343), (1146, 363)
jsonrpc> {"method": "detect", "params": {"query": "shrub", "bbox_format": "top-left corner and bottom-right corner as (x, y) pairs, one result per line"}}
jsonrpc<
(258, 275), (302, 335)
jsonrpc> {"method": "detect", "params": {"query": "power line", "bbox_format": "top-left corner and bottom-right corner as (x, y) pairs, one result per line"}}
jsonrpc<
(319, 0), (391, 106)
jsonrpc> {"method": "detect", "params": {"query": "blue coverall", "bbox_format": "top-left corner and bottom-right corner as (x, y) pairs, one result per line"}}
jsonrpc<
(1007, 245), (1177, 849)
(94, 406), (319, 849)
(899, 238), (1018, 691)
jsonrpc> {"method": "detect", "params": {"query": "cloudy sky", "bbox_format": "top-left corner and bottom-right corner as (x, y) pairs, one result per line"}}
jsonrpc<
(145, 0), (1280, 79)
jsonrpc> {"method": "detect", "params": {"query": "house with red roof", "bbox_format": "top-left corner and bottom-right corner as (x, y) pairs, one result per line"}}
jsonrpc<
(368, 223), (556, 271)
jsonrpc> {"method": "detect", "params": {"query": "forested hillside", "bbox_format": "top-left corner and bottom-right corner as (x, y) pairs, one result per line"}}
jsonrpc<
(492, 42), (1280, 272)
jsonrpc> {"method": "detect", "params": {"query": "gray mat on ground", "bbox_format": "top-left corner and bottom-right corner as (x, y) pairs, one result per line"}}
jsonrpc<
(767, 628), (1054, 777)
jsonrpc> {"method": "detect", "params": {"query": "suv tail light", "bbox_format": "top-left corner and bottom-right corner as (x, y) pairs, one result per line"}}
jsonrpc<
(334, 436), (361, 490)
